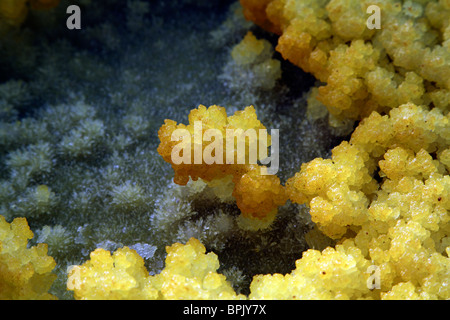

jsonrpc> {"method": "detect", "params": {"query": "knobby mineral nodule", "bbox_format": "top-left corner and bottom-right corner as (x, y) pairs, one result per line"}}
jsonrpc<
(170, 121), (279, 175)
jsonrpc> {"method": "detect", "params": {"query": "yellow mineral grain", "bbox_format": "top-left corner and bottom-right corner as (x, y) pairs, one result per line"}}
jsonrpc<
(240, 0), (450, 127)
(232, 31), (273, 66)
(249, 240), (374, 299)
(153, 238), (245, 299)
(282, 102), (450, 299)
(0, 215), (57, 300)
(231, 31), (282, 90)
(233, 165), (287, 221)
(157, 104), (266, 185)
(67, 246), (159, 300)
(157, 105), (286, 225)
(250, 224), (449, 299)
(68, 238), (245, 300)
(240, 0), (281, 34)
(288, 103), (450, 237)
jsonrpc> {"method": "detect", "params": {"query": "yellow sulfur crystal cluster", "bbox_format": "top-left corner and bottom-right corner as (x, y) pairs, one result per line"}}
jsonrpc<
(67, 246), (159, 300)
(250, 240), (375, 299)
(157, 104), (287, 225)
(236, 0), (449, 299)
(282, 103), (450, 299)
(232, 31), (273, 66)
(0, 215), (57, 299)
(250, 224), (449, 299)
(152, 238), (245, 299)
(157, 104), (266, 186)
(231, 31), (282, 90)
(240, 0), (450, 127)
(232, 165), (286, 226)
(67, 238), (245, 300)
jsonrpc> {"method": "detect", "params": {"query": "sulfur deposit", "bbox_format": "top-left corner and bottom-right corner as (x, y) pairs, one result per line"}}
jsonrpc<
(157, 104), (287, 225)
(264, 103), (450, 299)
(231, 31), (282, 90)
(234, 0), (450, 299)
(0, 215), (57, 299)
(240, 0), (450, 129)
(154, 101), (450, 299)
(67, 237), (246, 300)
(0, 0), (448, 300)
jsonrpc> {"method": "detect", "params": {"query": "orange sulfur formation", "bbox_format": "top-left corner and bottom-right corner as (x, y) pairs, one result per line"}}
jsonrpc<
(240, 0), (450, 127)
(157, 104), (286, 224)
